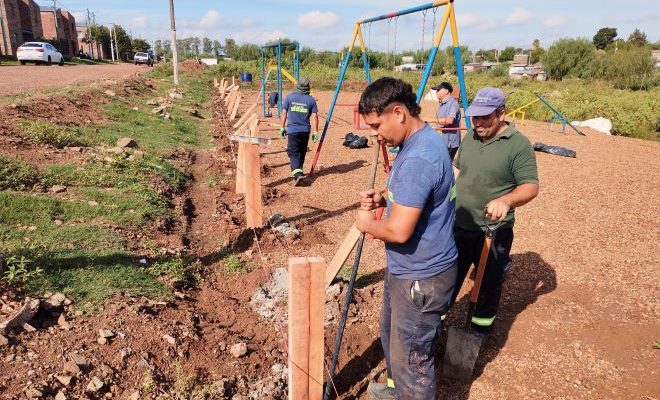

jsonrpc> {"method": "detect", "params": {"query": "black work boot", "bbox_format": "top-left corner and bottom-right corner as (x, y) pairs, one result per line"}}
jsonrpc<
(293, 172), (304, 187)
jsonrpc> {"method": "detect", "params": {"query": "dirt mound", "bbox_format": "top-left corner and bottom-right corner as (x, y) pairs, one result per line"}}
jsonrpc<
(180, 60), (208, 73)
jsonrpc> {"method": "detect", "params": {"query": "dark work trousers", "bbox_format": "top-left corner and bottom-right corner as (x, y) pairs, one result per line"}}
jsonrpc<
(286, 132), (310, 176)
(448, 147), (458, 161)
(380, 267), (456, 400)
(450, 226), (514, 328)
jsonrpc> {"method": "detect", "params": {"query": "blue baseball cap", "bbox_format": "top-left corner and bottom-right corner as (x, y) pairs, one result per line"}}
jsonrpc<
(465, 87), (505, 117)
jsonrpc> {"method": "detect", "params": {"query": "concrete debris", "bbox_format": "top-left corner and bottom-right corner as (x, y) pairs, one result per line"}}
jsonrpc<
(55, 375), (73, 387)
(63, 361), (81, 375)
(0, 297), (40, 334)
(116, 137), (137, 148)
(248, 267), (288, 323)
(162, 334), (176, 346)
(24, 386), (43, 399)
(104, 90), (116, 97)
(230, 342), (248, 358)
(42, 292), (68, 311)
(69, 353), (89, 368)
(98, 329), (115, 339)
(50, 185), (67, 193)
(22, 322), (36, 332)
(169, 90), (183, 100)
(86, 376), (104, 392)
(268, 213), (300, 239)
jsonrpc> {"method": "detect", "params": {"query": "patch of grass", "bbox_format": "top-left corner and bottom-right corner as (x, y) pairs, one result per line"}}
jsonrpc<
(146, 258), (198, 288)
(222, 253), (248, 274)
(201, 172), (226, 188)
(138, 155), (193, 193)
(18, 119), (88, 148)
(0, 156), (39, 190)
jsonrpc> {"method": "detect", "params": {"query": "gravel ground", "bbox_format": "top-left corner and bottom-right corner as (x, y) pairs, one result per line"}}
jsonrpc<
(0, 63), (146, 96)
(256, 90), (660, 399)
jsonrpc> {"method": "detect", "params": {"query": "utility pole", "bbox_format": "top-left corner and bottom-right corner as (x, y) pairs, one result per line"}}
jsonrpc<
(113, 25), (119, 61)
(0, 0), (9, 56)
(86, 9), (94, 59)
(169, 0), (179, 86)
(110, 25), (115, 62)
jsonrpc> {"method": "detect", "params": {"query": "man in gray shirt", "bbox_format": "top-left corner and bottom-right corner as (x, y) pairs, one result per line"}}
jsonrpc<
(432, 82), (462, 160)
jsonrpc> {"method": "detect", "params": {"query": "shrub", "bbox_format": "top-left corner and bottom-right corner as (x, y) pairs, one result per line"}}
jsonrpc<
(2, 255), (43, 285)
(0, 156), (39, 190)
(543, 38), (595, 80)
(223, 253), (247, 274)
(18, 120), (87, 148)
(490, 63), (509, 78)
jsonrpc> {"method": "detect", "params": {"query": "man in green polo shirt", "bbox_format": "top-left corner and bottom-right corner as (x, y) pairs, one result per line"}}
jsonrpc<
(450, 87), (539, 333)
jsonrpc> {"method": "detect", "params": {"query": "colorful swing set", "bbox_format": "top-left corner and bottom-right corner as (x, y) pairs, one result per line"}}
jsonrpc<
(309, 0), (472, 174)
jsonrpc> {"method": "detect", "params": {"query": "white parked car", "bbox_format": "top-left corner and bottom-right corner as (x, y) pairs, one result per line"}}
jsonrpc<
(133, 52), (153, 66)
(17, 42), (64, 66)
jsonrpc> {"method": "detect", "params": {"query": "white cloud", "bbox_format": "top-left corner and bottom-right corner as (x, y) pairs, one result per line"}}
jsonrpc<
(543, 15), (568, 28)
(297, 11), (340, 30)
(505, 8), (533, 25)
(200, 10), (222, 29)
(457, 13), (498, 33)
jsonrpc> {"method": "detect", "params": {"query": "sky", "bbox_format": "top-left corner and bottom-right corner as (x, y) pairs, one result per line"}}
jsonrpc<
(41, 0), (659, 51)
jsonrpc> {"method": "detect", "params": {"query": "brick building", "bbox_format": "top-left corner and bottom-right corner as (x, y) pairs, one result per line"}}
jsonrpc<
(39, 6), (77, 57)
(0, 0), (42, 56)
(76, 24), (105, 59)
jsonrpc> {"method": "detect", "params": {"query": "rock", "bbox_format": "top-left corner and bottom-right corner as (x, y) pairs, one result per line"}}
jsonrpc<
(55, 391), (67, 400)
(42, 293), (67, 311)
(132, 107), (139, 111)
(88, 201), (99, 206)
(146, 98), (160, 106)
(86, 376), (104, 392)
(230, 342), (248, 358)
(0, 297), (40, 334)
(0, 334), (8, 346)
(119, 348), (132, 363)
(270, 363), (285, 375)
(24, 386), (43, 399)
(169, 90), (183, 100)
(57, 314), (70, 330)
(116, 137), (137, 148)
(128, 150), (144, 161)
(163, 112), (171, 120)
(22, 322), (36, 332)
(55, 375), (73, 386)
(107, 147), (124, 155)
(97, 337), (108, 345)
(99, 329), (115, 339)
(104, 90), (116, 97)
(63, 361), (81, 375)
(162, 334), (176, 346)
(326, 283), (341, 301)
(70, 353), (89, 368)
(54, 219), (63, 226)
(50, 185), (67, 194)
(128, 391), (140, 400)
(151, 105), (168, 114)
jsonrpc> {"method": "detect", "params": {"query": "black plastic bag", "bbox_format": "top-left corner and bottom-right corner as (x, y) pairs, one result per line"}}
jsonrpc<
(343, 132), (359, 146)
(533, 142), (576, 158)
(348, 136), (368, 149)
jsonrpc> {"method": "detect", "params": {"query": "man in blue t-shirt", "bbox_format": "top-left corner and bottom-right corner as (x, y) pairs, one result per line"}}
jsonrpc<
(280, 77), (319, 186)
(355, 77), (457, 400)
(432, 81), (462, 160)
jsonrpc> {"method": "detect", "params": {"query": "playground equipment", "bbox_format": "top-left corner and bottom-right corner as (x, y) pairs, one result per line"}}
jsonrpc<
(259, 41), (300, 118)
(509, 93), (585, 136)
(309, 0), (471, 174)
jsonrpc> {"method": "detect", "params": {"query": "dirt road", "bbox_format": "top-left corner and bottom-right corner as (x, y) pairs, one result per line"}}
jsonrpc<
(0, 63), (146, 96)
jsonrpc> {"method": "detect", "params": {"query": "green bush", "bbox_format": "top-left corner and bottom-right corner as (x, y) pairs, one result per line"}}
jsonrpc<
(543, 38), (595, 80)
(0, 156), (39, 190)
(150, 62), (174, 78)
(2, 255), (43, 285)
(18, 120), (87, 148)
(223, 253), (247, 274)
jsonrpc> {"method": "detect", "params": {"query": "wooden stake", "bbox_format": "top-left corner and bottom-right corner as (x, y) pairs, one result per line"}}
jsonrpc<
(245, 118), (262, 228)
(308, 257), (326, 400)
(232, 102), (259, 129)
(213, 78), (218, 88)
(237, 113), (258, 135)
(288, 257), (311, 400)
(326, 225), (362, 288)
(235, 141), (246, 194)
(232, 76), (235, 86)
(230, 93), (242, 121)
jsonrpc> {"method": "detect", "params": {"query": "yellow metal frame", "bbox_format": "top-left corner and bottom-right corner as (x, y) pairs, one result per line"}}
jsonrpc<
(508, 98), (540, 124)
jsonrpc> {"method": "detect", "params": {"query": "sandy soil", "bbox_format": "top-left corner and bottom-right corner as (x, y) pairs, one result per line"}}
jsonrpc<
(0, 63), (146, 96)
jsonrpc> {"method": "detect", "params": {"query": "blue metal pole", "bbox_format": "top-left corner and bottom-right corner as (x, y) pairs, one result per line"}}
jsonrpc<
(362, 50), (372, 83)
(261, 47), (267, 117)
(416, 46), (439, 102)
(277, 42), (282, 118)
(453, 46), (472, 130)
(295, 41), (300, 80)
(359, 1), (448, 24)
(309, 49), (352, 173)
